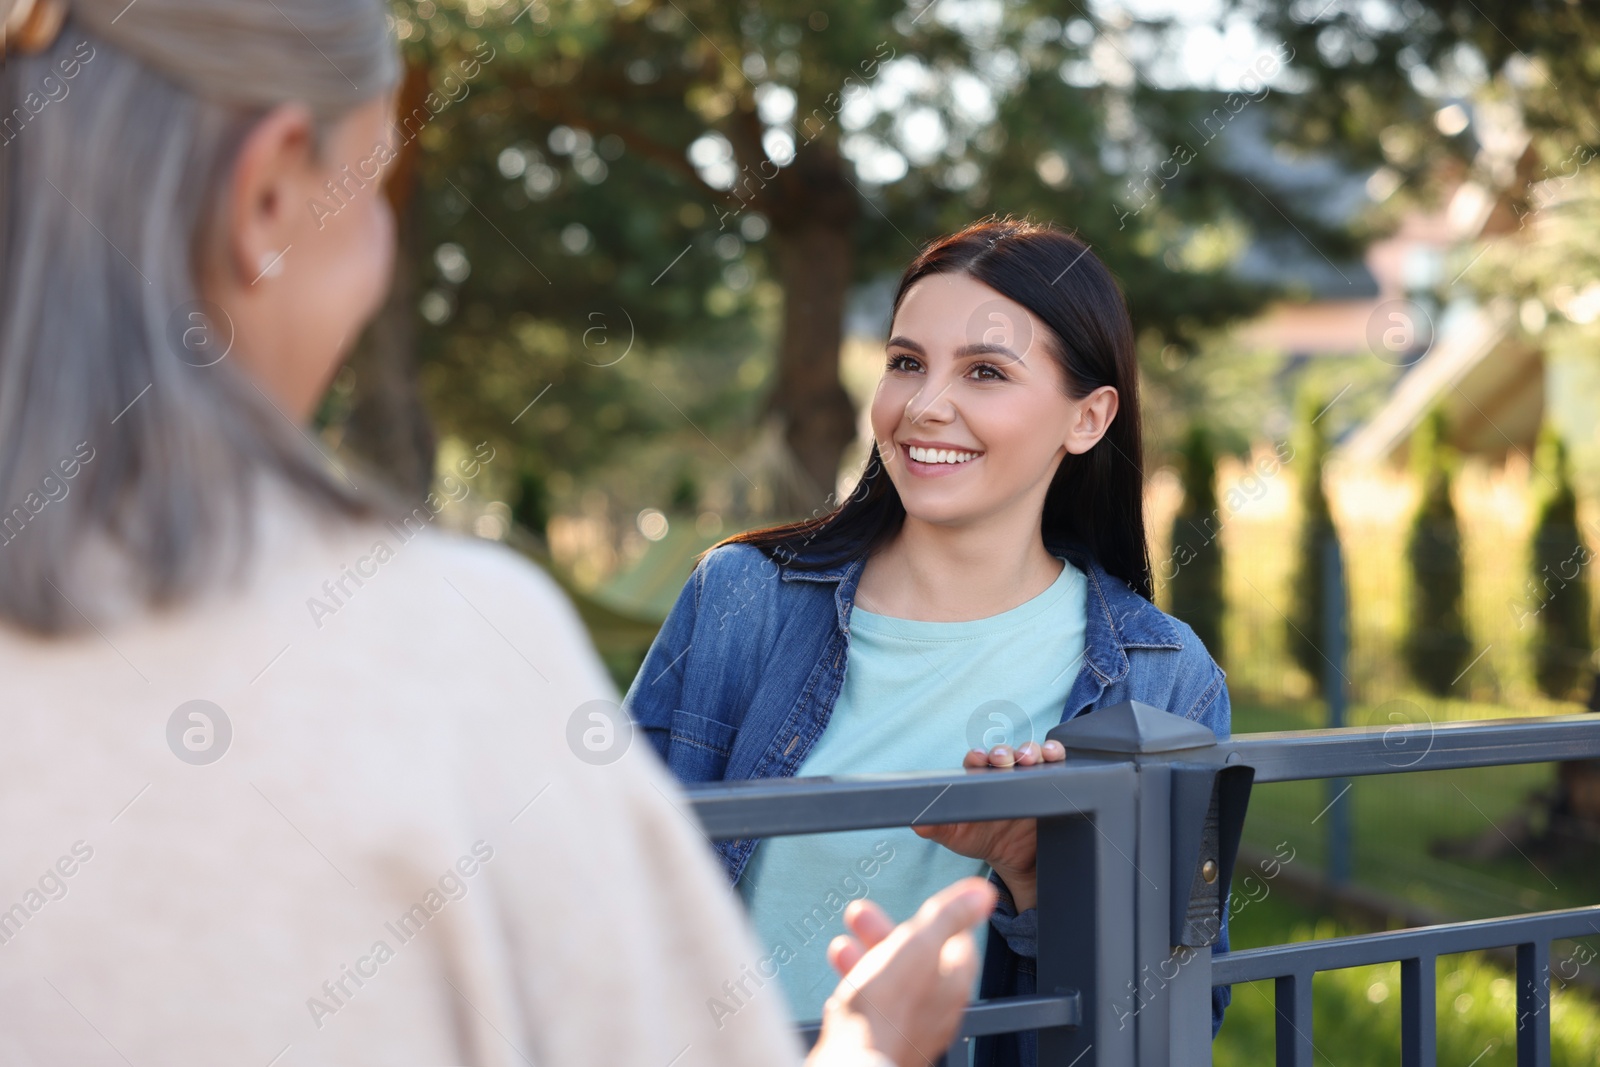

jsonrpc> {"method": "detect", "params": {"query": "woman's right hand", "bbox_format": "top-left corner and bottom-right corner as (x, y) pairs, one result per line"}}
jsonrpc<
(804, 877), (996, 1067)
(911, 740), (1067, 912)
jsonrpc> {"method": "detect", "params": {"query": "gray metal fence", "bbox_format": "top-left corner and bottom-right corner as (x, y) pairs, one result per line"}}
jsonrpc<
(686, 703), (1600, 1066)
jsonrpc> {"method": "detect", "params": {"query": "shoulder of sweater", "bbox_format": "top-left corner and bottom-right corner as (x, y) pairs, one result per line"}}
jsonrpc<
(266, 517), (597, 672)
(296, 518), (567, 602)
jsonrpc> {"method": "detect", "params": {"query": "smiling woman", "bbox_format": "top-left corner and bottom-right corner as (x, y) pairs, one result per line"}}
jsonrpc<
(625, 216), (1235, 1067)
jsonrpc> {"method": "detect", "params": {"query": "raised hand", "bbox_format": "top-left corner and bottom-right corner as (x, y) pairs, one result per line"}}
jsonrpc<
(806, 878), (996, 1067)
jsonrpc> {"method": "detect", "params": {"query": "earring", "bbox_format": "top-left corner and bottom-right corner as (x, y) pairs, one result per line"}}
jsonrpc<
(255, 249), (287, 282)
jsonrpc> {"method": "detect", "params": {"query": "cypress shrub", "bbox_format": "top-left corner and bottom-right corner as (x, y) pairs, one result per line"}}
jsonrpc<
(1169, 423), (1224, 664)
(1287, 391), (1345, 691)
(1402, 408), (1472, 695)
(512, 468), (550, 538)
(1528, 426), (1593, 700)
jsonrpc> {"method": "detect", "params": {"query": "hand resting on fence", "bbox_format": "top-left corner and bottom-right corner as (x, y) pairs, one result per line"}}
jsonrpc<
(911, 740), (1068, 911)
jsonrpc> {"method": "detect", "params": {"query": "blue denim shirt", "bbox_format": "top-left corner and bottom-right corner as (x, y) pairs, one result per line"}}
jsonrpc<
(621, 535), (1232, 1063)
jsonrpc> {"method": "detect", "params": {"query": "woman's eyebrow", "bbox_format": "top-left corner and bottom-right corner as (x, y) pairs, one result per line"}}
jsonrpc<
(885, 337), (1025, 367)
(955, 341), (1025, 366)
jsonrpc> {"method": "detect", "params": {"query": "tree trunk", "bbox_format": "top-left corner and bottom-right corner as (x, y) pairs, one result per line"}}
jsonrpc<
(765, 140), (860, 516)
(340, 59), (436, 500)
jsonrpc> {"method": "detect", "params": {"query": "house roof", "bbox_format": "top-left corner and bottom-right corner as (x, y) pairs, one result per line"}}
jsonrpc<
(1338, 300), (1542, 465)
(1234, 298), (1386, 356)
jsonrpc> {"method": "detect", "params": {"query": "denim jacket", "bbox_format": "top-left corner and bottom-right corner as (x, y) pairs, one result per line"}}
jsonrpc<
(621, 535), (1231, 1064)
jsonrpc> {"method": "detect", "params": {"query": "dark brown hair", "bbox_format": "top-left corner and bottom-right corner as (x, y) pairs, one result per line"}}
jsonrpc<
(721, 216), (1153, 600)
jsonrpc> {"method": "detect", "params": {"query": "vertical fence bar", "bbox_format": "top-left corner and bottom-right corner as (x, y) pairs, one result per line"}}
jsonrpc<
(1274, 970), (1315, 1067)
(1138, 761), (1227, 1067)
(1516, 940), (1552, 1067)
(1134, 758), (1174, 1067)
(1400, 954), (1436, 1067)
(1132, 756), (1218, 1067)
(1037, 763), (1139, 1066)
(1037, 811), (1106, 1065)
(1320, 535), (1351, 886)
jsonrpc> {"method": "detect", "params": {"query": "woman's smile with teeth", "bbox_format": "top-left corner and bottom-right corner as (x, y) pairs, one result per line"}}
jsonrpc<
(907, 446), (982, 465)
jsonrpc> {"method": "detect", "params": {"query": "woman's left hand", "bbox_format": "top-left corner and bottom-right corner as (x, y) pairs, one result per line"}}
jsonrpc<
(912, 740), (1066, 912)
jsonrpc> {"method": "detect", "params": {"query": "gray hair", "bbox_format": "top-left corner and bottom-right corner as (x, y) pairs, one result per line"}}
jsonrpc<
(0, 0), (399, 633)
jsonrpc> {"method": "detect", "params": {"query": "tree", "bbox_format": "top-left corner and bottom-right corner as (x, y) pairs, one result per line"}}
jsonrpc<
(1528, 426), (1593, 701)
(1287, 390), (1345, 692)
(1403, 408), (1472, 695)
(359, 0), (1332, 519)
(1168, 423), (1224, 664)
(320, 61), (439, 497)
(1236, 1), (1600, 495)
(1235, 1), (1600, 184)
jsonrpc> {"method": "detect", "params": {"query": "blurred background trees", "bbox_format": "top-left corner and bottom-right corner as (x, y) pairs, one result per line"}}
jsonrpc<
(340, 0), (1338, 529)
(314, 1), (1600, 1051)
(319, 0), (1599, 713)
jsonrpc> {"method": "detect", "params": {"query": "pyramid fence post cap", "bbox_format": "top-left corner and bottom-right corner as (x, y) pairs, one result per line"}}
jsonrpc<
(1046, 699), (1219, 754)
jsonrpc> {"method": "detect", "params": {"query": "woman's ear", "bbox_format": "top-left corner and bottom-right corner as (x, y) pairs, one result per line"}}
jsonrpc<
(222, 103), (317, 288)
(1064, 385), (1119, 455)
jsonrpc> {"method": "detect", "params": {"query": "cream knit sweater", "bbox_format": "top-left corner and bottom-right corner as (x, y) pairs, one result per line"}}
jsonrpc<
(0, 493), (805, 1066)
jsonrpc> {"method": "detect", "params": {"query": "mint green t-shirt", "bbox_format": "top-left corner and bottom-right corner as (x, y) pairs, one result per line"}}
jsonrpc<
(735, 557), (1088, 1023)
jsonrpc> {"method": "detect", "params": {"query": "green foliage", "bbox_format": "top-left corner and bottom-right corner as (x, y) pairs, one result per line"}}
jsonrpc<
(389, 0), (783, 520)
(1403, 409), (1472, 696)
(383, 0), (1336, 519)
(512, 468), (551, 539)
(1140, 341), (1397, 473)
(1286, 391), (1345, 691)
(1527, 426), (1593, 700)
(1236, 0), (1600, 192)
(1168, 423), (1224, 664)
(1236, 0), (1600, 497)
(668, 469), (699, 513)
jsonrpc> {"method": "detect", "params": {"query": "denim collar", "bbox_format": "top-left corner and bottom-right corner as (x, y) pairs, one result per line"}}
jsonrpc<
(777, 539), (1183, 685)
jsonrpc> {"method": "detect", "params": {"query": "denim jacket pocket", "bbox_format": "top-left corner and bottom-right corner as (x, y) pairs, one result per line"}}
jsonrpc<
(668, 709), (740, 780)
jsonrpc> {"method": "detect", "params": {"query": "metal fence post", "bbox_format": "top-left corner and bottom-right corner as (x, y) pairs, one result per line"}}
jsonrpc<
(1047, 701), (1252, 1067)
(1034, 758), (1137, 1065)
(1321, 533), (1352, 885)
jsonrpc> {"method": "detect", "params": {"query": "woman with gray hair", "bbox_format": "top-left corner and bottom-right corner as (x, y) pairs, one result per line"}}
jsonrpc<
(0, 1), (993, 1064)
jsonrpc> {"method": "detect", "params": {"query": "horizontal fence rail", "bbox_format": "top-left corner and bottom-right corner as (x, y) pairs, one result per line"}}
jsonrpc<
(794, 992), (1083, 1048)
(689, 715), (1600, 839)
(686, 758), (1135, 838)
(683, 707), (1600, 1066)
(1213, 906), (1600, 986)
(1213, 713), (1600, 783)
